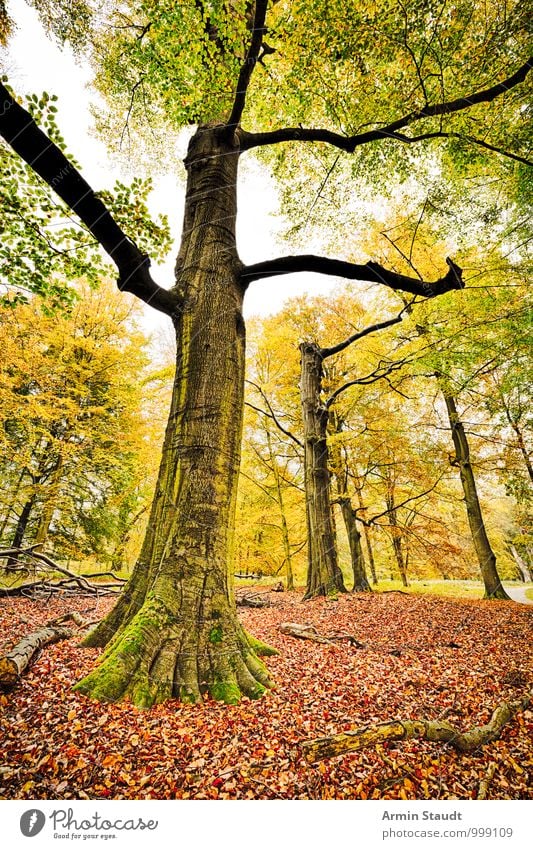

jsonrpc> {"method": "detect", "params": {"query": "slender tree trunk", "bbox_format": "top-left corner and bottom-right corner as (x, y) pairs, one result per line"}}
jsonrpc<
(6, 495), (36, 569)
(265, 430), (294, 590)
(442, 392), (510, 600)
(328, 421), (370, 591)
(385, 494), (409, 587)
(354, 485), (378, 584)
(299, 343), (347, 599)
(75, 126), (274, 706)
(33, 455), (63, 546)
(0, 469), (26, 541)
(509, 544), (533, 582)
(339, 498), (370, 591)
(497, 388), (533, 483)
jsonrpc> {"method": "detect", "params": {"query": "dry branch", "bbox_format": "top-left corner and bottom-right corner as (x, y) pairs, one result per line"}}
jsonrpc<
(0, 547), (124, 597)
(236, 588), (271, 608)
(302, 692), (533, 762)
(279, 622), (363, 646)
(478, 762), (497, 799)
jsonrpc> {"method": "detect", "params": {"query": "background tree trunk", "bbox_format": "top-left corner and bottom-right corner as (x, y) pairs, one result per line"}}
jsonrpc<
(265, 429), (294, 590)
(76, 126), (274, 706)
(443, 392), (510, 600)
(299, 343), (347, 599)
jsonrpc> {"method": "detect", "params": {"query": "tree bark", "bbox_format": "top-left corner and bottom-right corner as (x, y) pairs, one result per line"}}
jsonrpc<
(75, 127), (274, 706)
(299, 343), (347, 599)
(443, 392), (510, 600)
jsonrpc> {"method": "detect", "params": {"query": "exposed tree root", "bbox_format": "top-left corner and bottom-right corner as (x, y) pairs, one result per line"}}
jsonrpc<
(302, 691), (533, 762)
(0, 612), (87, 692)
(75, 599), (275, 708)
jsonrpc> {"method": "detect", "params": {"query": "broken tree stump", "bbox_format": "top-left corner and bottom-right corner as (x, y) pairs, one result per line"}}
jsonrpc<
(302, 691), (533, 762)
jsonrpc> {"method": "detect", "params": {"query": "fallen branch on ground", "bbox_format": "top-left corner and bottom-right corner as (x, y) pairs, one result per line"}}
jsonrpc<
(236, 588), (271, 607)
(0, 547), (125, 597)
(478, 762), (497, 799)
(302, 691), (533, 762)
(279, 622), (364, 647)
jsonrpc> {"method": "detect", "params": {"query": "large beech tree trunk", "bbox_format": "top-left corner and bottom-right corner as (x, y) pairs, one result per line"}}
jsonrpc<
(75, 127), (273, 707)
(299, 343), (347, 599)
(443, 392), (510, 600)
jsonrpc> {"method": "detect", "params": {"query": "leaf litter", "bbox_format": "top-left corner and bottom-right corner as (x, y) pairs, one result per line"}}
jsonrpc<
(0, 590), (531, 800)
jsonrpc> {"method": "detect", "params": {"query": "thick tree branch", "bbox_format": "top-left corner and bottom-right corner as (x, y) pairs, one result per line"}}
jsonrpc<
(0, 81), (179, 316)
(240, 58), (533, 152)
(241, 255), (464, 298)
(225, 0), (268, 131)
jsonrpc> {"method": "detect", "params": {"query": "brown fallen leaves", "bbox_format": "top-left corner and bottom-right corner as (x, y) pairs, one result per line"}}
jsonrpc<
(0, 590), (531, 801)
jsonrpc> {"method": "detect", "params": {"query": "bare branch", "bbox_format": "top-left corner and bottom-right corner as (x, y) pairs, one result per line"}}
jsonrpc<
(246, 380), (304, 448)
(321, 307), (409, 359)
(241, 254), (463, 299)
(326, 359), (409, 409)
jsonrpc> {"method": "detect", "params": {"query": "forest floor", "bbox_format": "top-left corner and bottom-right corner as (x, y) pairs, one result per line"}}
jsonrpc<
(0, 589), (531, 801)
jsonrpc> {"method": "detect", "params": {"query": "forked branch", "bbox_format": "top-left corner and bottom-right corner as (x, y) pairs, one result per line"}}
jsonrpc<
(240, 58), (533, 152)
(302, 691), (533, 762)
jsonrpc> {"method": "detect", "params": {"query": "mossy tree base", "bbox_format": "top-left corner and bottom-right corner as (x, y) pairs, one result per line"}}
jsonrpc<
(75, 594), (274, 708)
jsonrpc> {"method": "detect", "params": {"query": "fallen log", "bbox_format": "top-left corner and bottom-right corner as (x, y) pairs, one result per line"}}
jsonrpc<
(302, 691), (533, 762)
(0, 625), (73, 692)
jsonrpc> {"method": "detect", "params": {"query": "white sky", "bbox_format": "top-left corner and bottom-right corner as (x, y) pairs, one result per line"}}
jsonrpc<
(4, 0), (337, 336)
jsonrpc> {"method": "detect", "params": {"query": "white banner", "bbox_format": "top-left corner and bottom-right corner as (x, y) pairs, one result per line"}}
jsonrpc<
(1, 800), (530, 849)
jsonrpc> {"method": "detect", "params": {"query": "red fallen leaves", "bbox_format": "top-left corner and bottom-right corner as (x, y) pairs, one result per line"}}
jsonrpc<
(0, 590), (531, 800)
